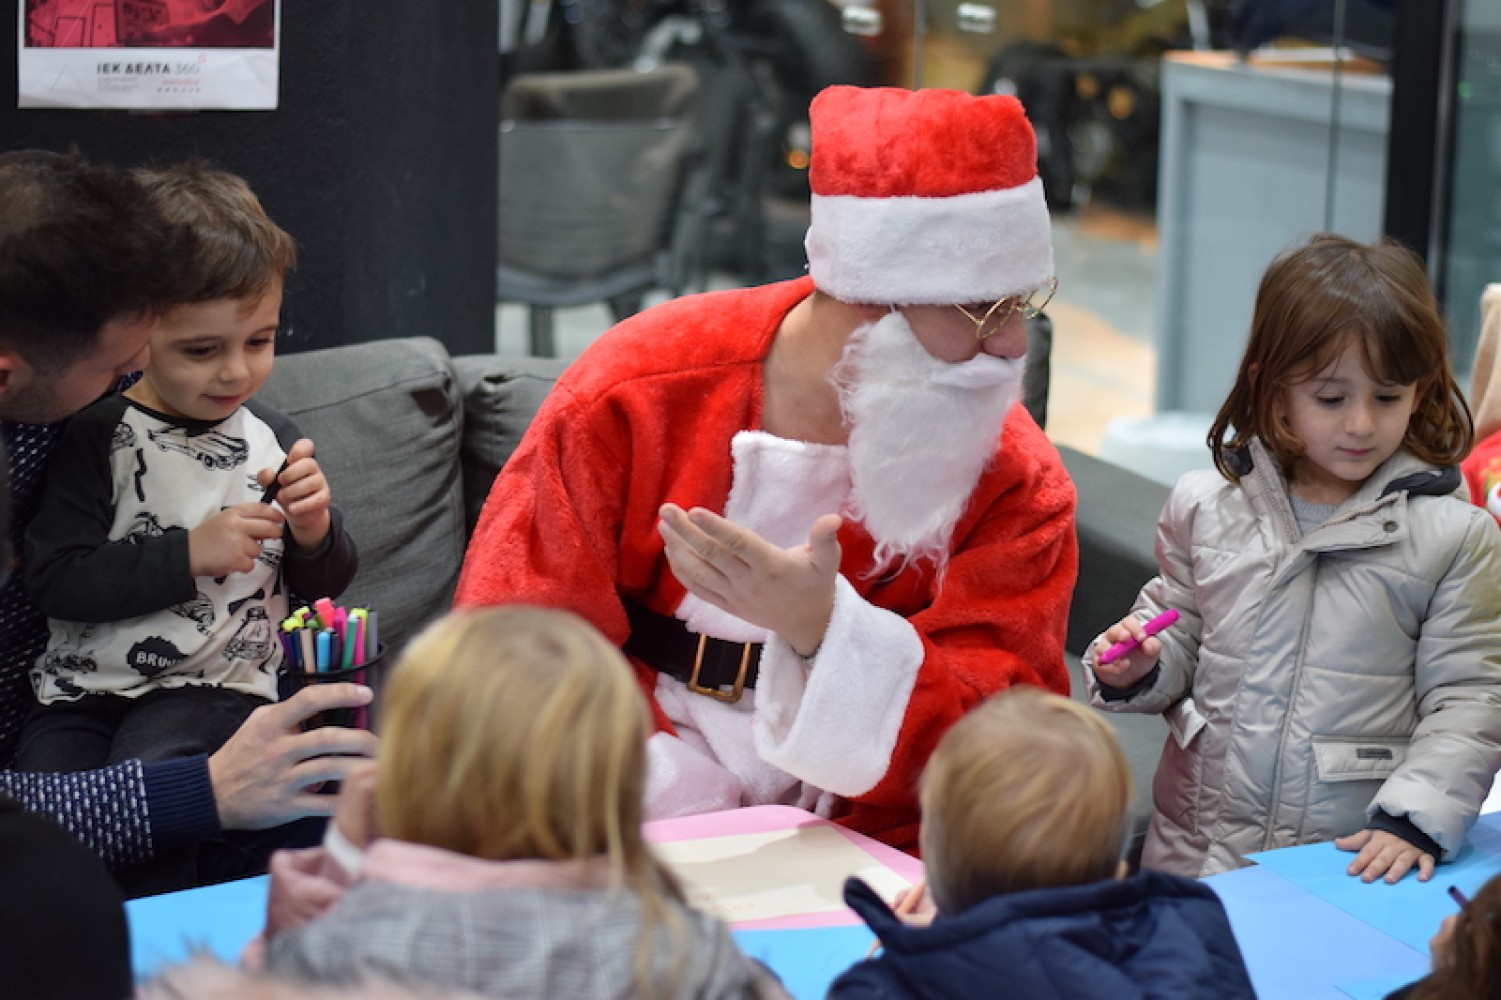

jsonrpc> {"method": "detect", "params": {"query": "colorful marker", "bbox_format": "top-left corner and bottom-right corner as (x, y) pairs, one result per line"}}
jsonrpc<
(313, 597), (337, 632)
(1450, 885), (1470, 908)
(1098, 608), (1181, 666)
(315, 630), (332, 673)
(350, 609), (368, 667)
(299, 628), (316, 675)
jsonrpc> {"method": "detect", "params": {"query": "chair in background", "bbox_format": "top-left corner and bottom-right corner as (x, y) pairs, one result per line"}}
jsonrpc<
(497, 65), (703, 357)
(670, 59), (778, 291)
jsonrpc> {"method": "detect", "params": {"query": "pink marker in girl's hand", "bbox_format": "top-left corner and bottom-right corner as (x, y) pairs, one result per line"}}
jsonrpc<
(1098, 609), (1180, 665)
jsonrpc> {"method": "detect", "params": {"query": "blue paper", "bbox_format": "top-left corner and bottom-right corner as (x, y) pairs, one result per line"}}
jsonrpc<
(1246, 813), (1501, 953)
(127, 874), (269, 979)
(129, 876), (874, 995)
(732, 924), (875, 999)
(1204, 866), (1428, 1000)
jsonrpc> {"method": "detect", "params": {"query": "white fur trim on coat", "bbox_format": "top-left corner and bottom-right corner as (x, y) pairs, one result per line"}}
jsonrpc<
(678, 431), (850, 643)
(805, 177), (1053, 306)
(753, 574), (924, 796)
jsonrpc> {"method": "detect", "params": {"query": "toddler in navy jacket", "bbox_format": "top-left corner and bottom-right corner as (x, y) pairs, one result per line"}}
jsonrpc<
(830, 688), (1256, 999)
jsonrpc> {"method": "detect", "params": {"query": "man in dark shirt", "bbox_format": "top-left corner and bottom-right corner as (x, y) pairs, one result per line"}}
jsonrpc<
(0, 150), (375, 886)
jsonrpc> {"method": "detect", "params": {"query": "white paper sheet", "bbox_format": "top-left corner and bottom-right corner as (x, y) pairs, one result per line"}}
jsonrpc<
(653, 824), (913, 923)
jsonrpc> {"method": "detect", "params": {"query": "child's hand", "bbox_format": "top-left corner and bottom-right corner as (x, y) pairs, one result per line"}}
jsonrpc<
(892, 879), (936, 928)
(189, 503), (285, 578)
(1091, 615), (1162, 690)
(1336, 828), (1436, 884)
(260, 438), (331, 552)
(1430, 913), (1459, 969)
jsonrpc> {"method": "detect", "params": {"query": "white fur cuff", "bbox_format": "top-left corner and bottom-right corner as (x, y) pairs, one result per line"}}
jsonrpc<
(752, 574), (923, 795)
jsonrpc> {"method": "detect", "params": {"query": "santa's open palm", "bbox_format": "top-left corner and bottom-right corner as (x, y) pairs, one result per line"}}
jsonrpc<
(657, 504), (841, 658)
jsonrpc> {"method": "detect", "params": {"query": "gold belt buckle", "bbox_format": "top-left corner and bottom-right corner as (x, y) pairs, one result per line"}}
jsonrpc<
(687, 633), (751, 703)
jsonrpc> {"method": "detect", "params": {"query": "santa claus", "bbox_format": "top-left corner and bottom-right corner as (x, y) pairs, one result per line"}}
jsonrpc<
(457, 85), (1078, 850)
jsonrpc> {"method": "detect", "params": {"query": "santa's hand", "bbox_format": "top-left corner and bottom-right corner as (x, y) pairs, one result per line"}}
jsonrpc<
(658, 504), (841, 658)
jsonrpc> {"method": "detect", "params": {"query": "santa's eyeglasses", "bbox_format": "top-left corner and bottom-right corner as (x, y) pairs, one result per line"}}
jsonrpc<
(953, 276), (1059, 340)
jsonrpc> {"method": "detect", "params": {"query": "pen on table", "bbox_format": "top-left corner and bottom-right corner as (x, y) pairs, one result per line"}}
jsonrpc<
(867, 878), (927, 957)
(1098, 608), (1181, 666)
(259, 457), (291, 505)
(1449, 885), (1470, 908)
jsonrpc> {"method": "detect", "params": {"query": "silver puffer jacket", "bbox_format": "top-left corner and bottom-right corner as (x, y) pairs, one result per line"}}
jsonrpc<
(1086, 439), (1501, 877)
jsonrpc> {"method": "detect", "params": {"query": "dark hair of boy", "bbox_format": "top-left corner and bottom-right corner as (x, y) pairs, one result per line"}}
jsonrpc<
(132, 160), (297, 305)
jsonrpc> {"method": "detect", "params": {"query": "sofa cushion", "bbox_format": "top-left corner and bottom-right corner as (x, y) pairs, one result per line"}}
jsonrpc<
(259, 337), (466, 662)
(451, 354), (571, 534)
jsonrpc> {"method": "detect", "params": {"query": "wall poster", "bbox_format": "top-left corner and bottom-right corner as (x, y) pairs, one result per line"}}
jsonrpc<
(19, 0), (279, 109)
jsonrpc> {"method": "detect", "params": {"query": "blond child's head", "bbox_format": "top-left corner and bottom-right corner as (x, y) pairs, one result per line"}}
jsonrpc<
(919, 687), (1131, 915)
(377, 605), (656, 875)
(376, 606), (687, 997)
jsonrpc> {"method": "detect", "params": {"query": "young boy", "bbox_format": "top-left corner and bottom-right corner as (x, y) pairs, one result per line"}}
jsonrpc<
(830, 688), (1255, 1000)
(13, 163), (358, 774)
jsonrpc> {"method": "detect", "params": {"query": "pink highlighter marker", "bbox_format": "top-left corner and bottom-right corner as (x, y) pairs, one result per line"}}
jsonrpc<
(1098, 608), (1180, 666)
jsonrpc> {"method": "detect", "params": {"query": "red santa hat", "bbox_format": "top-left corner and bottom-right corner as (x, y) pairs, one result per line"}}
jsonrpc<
(804, 85), (1054, 306)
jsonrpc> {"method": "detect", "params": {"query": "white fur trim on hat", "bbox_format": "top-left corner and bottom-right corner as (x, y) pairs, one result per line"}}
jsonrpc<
(806, 176), (1053, 306)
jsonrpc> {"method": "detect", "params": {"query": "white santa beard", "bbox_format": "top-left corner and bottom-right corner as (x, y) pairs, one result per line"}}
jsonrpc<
(832, 309), (1023, 573)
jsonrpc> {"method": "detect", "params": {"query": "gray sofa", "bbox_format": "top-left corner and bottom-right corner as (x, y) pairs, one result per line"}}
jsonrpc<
(261, 335), (1170, 859)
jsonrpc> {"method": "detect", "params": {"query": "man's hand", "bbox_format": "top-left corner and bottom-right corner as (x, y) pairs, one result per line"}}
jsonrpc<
(188, 503), (284, 577)
(208, 684), (377, 831)
(1336, 828), (1437, 884)
(258, 438), (331, 552)
(657, 505), (841, 658)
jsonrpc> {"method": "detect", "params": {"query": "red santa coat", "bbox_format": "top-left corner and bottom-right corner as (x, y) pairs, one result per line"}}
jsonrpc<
(457, 277), (1077, 849)
(1462, 428), (1501, 524)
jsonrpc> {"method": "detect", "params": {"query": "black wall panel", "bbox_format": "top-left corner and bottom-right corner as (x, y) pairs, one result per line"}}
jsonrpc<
(2, 1), (498, 356)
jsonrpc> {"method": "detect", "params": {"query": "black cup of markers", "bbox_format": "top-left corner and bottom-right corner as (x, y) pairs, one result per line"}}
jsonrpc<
(278, 642), (388, 732)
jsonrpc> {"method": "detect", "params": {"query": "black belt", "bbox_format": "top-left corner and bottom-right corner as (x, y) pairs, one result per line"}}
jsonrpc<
(622, 596), (761, 703)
